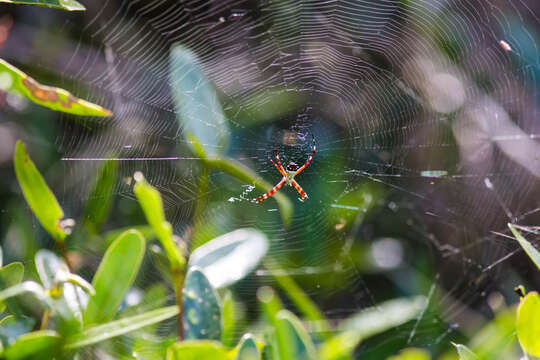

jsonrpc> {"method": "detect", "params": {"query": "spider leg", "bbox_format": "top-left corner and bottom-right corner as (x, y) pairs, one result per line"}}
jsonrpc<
(254, 178), (286, 204)
(291, 179), (309, 202)
(269, 156), (287, 177)
(294, 135), (316, 176)
(274, 149), (287, 174)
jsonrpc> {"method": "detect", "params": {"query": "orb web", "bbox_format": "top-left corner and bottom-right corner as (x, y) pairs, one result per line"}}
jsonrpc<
(12, 0), (540, 355)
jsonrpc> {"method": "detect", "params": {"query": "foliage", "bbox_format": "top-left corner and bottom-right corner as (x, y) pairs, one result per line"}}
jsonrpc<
(13, 140), (68, 243)
(2, 140), (441, 359)
(516, 292), (540, 357)
(169, 46), (293, 226)
(452, 343), (478, 360)
(508, 223), (540, 271)
(0, 60), (111, 116)
(2, 3), (540, 358)
(0, 0), (85, 11)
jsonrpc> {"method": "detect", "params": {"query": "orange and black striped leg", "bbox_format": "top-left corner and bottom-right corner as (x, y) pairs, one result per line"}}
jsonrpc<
(294, 136), (316, 176)
(254, 178), (286, 204)
(275, 149), (286, 174)
(291, 180), (309, 202)
(270, 157), (286, 177)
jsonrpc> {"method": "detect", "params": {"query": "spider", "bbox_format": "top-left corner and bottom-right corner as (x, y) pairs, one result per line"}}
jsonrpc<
(253, 136), (316, 204)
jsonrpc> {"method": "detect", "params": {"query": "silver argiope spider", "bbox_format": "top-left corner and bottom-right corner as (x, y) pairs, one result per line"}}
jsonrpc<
(253, 136), (316, 204)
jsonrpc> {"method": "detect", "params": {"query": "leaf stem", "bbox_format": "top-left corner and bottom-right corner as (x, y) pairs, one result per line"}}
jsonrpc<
(191, 165), (210, 250)
(172, 270), (185, 340)
(56, 241), (73, 272)
(40, 309), (49, 330)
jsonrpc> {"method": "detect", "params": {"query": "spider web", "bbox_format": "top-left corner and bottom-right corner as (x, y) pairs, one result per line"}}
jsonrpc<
(3, 0), (540, 357)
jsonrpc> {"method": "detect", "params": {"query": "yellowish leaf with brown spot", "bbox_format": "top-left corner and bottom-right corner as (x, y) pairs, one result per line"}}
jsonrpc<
(0, 59), (112, 117)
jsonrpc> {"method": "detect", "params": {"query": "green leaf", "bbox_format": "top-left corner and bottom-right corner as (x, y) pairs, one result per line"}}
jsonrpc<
(189, 228), (268, 289)
(166, 340), (228, 360)
(257, 286), (288, 360)
(83, 229), (145, 326)
(516, 291), (540, 357)
(265, 259), (330, 338)
(388, 348), (431, 360)
(0, 315), (14, 326)
(467, 307), (517, 359)
(0, 60), (111, 115)
(65, 305), (179, 349)
(169, 45), (229, 156)
(508, 223), (540, 271)
(0, 262), (24, 314)
(319, 296), (427, 360)
(83, 159), (118, 234)
(66, 273), (95, 296)
(275, 310), (317, 360)
(133, 172), (184, 271)
(232, 334), (262, 360)
(183, 268), (221, 340)
(221, 291), (236, 347)
(0, 0), (85, 11)
(13, 141), (68, 242)
(0, 263), (24, 289)
(452, 343), (478, 360)
(103, 225), (154, 248)
(3, 330), (60, 360)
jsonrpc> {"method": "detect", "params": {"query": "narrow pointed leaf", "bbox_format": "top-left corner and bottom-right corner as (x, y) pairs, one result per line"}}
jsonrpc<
(452, 343), (478, 360)
(189, 228), (268, 289)
(65, 305), (178, 349)
(509, 223), (540, 271)
(167, 340), (228, 360)
(169, 46), (229, 156)
(3, 330), (60, 360)
(134, 172), (184, 271)
(221, 292), (236, 346)
(0, 0), (85, 11)
(14, 141), (67, 242)
(183, 268), (221, 340)
(275, 310), (317, 360)
(258, 286), (289, 360)
(84, 229), (145, 325)
(0, 60), (110, 115)
(516, 291), (540, 357)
